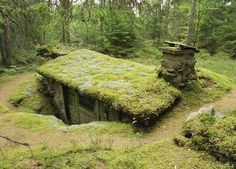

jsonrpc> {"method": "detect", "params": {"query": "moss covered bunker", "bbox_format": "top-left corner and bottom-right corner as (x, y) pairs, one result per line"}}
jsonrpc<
(37, 49), (181, 126)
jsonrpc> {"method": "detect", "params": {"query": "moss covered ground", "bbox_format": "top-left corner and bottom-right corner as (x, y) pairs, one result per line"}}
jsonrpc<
(196, 51), (236, 83)
(1, 140), (232, 169)
(181, 110), (236, 164)
(0, 49), (236, 168)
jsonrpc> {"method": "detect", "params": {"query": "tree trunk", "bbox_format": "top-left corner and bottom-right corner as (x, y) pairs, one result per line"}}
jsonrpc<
(1, 24), (13, 67)
(60, 0), (72, 44)
(187, 0), (197, 46)
(194, 6), (203, 46)
(0, 33), (5, 66)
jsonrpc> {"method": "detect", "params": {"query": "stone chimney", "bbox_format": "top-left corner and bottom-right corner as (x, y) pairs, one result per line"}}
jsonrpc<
(158, 41), (199, 87)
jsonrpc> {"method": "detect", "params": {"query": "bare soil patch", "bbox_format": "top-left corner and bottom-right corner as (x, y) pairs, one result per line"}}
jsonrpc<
(0, 73), (33, 111)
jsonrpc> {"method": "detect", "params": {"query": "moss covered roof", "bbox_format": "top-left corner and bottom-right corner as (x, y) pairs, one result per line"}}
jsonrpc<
(37, 49), (180, 118)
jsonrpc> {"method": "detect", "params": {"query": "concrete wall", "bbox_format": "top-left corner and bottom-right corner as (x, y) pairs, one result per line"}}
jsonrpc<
(52, 82), (128, 124)
(52, 82), (68, 123)
(45, 80), (130, 124)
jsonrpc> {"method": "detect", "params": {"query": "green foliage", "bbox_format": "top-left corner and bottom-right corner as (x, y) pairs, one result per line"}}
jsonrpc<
(128, 42), (162, 65)
(197, 1), (236, 54)
(182, 113), (236, 162)
(71, 5), (139, 57)
(102, 8), (139, 56)
(12, 49), (37, 64)
(1, 0), (235, 66)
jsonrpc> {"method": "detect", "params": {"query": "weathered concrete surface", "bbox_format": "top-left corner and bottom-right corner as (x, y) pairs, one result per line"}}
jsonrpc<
(158, 41), (198, 87)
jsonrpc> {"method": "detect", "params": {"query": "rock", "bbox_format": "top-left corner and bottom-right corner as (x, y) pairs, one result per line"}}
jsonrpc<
(187, 105), (224, 121)
(214, 111), (225, 119)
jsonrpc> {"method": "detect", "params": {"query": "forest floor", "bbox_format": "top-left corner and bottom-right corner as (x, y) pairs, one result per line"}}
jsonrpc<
(0, 52), (236, 168)
(1, 72), (236, 147)
(0, 73), (236, 168)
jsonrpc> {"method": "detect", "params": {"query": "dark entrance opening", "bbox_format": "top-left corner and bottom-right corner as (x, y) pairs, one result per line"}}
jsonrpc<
(62, 85), (73, 124)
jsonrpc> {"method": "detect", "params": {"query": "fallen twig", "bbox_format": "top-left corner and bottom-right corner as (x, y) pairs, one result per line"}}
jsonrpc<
(0, 135), (33, 157)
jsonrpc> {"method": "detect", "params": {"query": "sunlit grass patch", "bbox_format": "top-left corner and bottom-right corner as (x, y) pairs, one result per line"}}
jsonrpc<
(98, 141), (232, 169)
(0, 111), (136, 137)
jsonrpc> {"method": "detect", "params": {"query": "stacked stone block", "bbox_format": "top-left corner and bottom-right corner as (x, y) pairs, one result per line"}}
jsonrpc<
(158, 41), (199, 87)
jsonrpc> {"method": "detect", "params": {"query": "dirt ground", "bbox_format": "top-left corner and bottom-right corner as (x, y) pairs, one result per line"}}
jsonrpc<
(0, 73), (33, 110)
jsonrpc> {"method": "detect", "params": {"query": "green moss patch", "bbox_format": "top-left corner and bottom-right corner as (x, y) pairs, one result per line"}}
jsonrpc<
(9, 75), (54, 114)
(179, 68), (234, 107)
(1, 141), (232, 169)
(197, 68), (234, 91)
(196, 51), (236, 83)
(68, 122), (132, 134)
(0, 113), (65, 131)
(37, 49), (181, 119)
(98, 141), (231, 169)
(182, 112), (236, 163)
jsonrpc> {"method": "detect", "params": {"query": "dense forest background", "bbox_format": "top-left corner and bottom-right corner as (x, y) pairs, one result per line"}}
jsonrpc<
(0, 0), (235, 67)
